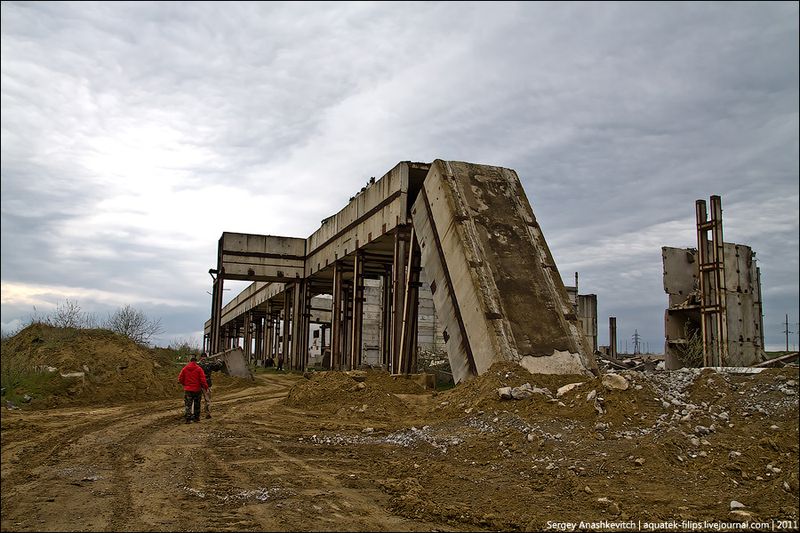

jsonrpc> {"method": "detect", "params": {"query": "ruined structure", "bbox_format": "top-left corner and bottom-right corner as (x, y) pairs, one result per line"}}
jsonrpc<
(204, 160), (596, 382)
(662, 195), (765, 369)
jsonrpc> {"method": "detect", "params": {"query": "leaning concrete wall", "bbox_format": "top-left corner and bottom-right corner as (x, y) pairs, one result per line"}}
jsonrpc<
(411, 160), (596, 383)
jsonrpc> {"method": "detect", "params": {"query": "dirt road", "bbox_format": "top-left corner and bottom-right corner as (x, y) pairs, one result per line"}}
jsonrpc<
(2, 366), (799, 532)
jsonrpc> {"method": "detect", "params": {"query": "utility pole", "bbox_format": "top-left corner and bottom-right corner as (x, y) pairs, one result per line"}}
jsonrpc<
(782, 314), (792, 352)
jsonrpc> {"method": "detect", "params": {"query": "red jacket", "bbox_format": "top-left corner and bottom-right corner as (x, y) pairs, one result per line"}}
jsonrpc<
(178, 361), (208, 392)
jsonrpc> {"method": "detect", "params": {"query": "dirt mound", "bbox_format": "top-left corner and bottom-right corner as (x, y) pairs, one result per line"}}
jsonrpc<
(360, 369), (426, 394)
(1, 324), (246, 408)
(282, 370), (408, 418)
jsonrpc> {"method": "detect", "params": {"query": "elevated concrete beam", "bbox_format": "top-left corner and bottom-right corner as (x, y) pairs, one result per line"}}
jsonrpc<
(220, 232), (306, 282)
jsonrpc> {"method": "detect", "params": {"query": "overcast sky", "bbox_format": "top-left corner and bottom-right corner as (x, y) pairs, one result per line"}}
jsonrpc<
(2, 1), (798, 352)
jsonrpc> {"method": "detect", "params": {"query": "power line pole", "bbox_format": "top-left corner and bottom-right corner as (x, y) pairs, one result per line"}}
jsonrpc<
(632, 329), (641, 355)
(782, 314), (792, 352)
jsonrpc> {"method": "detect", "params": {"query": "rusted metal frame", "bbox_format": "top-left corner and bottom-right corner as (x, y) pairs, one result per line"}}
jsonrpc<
(419, 187), (478, 376)
(696, 199), (713, 366)
(391, 227), (410, 374)
(331, 262), (343, 370)
(350, 251), (365, 370)
(710, 195), (728, 366)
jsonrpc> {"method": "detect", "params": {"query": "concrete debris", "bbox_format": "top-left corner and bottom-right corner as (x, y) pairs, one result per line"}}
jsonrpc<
(601, 374), (629, 390)
(586, 390), (597, 402)
(556, 382), (584, 398)
(729, 500), (746, 510)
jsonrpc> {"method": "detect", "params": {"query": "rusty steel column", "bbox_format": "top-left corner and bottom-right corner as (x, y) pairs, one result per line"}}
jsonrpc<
(350, 252), (364, 370)
(696, 197), (727, 367)
(399, 229), (421, 374)
(391, 227), (410, 373)
(709, 195), (728, 366)
(331, 261), (343, 370)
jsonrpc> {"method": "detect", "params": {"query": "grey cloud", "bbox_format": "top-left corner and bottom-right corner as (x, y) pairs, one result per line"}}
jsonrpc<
(1, 1), (797, 350)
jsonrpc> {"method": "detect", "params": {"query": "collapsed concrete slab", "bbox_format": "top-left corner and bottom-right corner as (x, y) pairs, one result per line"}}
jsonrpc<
(411, 160), (597, 383)
(212, 348), (254, 380)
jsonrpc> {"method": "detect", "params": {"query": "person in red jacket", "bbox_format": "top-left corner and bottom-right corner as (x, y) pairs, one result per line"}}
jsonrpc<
(178, 355), (208, 424)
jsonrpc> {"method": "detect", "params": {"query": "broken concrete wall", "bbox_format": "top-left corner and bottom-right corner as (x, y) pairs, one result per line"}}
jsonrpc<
(411, 160), (596, 383)
(663, 244), (765, 369)
(214, 348), (253, 380)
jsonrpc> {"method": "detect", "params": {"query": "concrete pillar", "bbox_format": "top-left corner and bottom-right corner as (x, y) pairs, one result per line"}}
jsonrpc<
(281, 291), (291, 368)
(391, 227), (409, 373)
(342, 281), (353, 370)
(210, 268), (225, 354)
(381, 267), (392, 369)
(350, 252), (364, 369)
(244, 312), (253, 363)
(331, 261), (344, 370)
(399, 230), (421, 374)
(609, 316), (617, 359)
(255, 315), (264, 365)
(291, 282), (308, 371)
(264, 312), (273, 363)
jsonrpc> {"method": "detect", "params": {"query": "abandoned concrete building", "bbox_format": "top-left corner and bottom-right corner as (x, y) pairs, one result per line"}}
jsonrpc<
(204, 160), (597, 383)
(662, 195), (766, 369)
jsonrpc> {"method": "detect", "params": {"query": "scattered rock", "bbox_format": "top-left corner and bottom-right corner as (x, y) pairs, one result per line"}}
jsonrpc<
(730, 500), (746, 510)
(584, 485), (593, 494)
(634, 457), (645, 466)
(22, 394), (32, 403)
(362, 427), (374, 434)
(556, 382), (584, 397)
(497, 387), (513, 400)
(586, 390), (597, 402)
(602, 374), (629, 391)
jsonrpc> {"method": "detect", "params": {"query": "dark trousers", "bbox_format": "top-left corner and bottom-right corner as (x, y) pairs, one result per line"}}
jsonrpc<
(184, 390), (202, 421)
